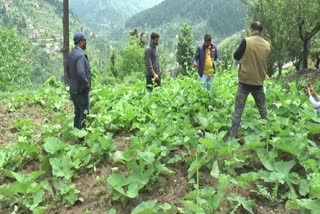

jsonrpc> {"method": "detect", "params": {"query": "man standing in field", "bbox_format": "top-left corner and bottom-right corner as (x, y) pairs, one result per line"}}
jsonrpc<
(67, 32), (91, 130)
(229, 22), (271, 139)
(145, 32), (161, 92)
(193, 34), (219, 91)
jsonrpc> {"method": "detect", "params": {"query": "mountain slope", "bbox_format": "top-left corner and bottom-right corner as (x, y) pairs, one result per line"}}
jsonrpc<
(126, 0), (246, 37)
(0, 0), (109, 85)
(70, 0), (164, 32)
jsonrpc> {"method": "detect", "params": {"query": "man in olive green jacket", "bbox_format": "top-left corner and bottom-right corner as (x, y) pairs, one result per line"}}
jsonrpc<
(229, 21), (271, 139)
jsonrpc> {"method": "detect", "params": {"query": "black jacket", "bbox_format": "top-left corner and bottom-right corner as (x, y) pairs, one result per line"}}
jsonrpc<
(67, 47), (91, 94)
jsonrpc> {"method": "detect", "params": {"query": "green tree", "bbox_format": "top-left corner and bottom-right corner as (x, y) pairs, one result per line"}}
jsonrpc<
(219, 34), (243, 71)
(243, 0), (291, 75)
(291, 0), (320, 69)
(119, 35), (145, 78)
(0, 28), (31, 91)
(243, 0), (320, 71)
(176, 23), (194, 75)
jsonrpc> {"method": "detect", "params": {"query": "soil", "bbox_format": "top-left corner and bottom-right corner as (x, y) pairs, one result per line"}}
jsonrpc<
(48, 162), (113, 214)
(280, 68), (320, 86)
(0, 100), (72, 147)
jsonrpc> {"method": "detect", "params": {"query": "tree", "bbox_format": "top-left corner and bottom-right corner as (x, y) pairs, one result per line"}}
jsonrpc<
(290, 0), (320, 69)
(219, 34), (243, 71)
(118, 34), (145, 78)
(176, 23), (194, 75)
(243, 0), (320, 72)
(0, 28), (31, 91)
(243, 0), (291, 75)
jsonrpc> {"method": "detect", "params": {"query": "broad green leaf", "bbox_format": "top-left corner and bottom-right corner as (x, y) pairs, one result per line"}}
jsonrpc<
(49, 156), (73, 179)
(99, 135), (113, 150)
(286, 199), (320, 213)
(183, 187), (215, 199)
(159, 203), (172, 210)
(32, 206), (48, 214)
(0, 182), (31, 196)
(44, 137), (66, 154)
(154, 161), (174, 174)
(195, 113), (209, 128)
(70, 129), (88, 138)
(30, 189), (45, 210)
(107, 174), (128, 187)
(256, 148), (274, 171)
(127, 183), (139, 198)
(16, 142), (40, 155)
(1, 169), (45, 183)
(127, 172), (151, 188)
(199, 132), (216, 149)
(237, 172), (259, 187)
(306, 122), (320, 135)
(243, 135), (265, 151)
(64, 189), (78, 205)
(299, 179), (310, 196)
(138, 151), (155, 164)
(310, 173), (320, 199)
(113, 151), (126, 162)
(131, 200), (158, 214)
(274, 160), (296, 176)
(210, 160), (220, 179)
(108, 208), (117, 214)
(227, 193), (255, 214)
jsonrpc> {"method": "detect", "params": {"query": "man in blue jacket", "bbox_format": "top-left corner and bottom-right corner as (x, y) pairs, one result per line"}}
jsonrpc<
(193, 34), (219, 91)
(67, 32), (91, 130)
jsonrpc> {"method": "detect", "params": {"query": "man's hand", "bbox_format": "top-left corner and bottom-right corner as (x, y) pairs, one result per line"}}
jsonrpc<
(307, 87), (311, 96)
(192, 64), (198, 68)
(154, 74), (160, 80)
(309, 85), (314, 93)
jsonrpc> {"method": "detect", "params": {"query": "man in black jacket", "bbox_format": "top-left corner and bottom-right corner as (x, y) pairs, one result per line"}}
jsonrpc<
(67, 32), (91, 130)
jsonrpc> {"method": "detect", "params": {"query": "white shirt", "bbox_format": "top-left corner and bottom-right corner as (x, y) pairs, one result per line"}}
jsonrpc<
(309, 94), (320, 108)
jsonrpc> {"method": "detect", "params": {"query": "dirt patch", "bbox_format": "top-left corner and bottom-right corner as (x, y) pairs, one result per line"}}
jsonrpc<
(110, 161), (191, 213)
(113, 134), (132, 151)
(48, 161), (113, 214)
(0, 100), (72, 147)
(281, 68), (320, 86)
(255, 203), (298, 214)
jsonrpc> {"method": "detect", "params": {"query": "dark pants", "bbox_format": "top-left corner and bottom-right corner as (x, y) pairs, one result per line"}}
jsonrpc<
(70, 92), (89, 130)
(146, 76), (161, 92)
(230, 83), (267, 138)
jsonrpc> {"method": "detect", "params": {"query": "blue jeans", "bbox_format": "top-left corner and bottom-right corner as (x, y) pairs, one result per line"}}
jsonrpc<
(200, 74), (214, 91)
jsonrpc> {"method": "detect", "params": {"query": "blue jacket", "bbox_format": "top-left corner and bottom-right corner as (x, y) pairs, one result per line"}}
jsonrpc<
(193, 43), (219, 77)
(67, 47), (91, 94)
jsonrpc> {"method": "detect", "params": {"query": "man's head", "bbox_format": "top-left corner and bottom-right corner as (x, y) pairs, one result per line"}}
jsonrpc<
(151, 32), (160, 46)
(204, 34), (212, 47)
(74, 32), (87, 50)
(250, 21), (263, 34)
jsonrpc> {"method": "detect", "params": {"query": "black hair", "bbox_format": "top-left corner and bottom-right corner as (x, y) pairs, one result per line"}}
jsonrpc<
(151, 32), (160, 40)
(250, 21), (263, 32)
(204, 34), (212, 42)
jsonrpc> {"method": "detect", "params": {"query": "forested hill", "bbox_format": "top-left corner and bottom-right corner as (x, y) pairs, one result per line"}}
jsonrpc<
(126, 0), (246, 37)
(70, 0), (164, 32)
(0, 0), (109, 86)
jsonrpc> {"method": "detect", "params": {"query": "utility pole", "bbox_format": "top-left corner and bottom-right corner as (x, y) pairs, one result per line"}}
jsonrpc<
(63, 0), (69, 85)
